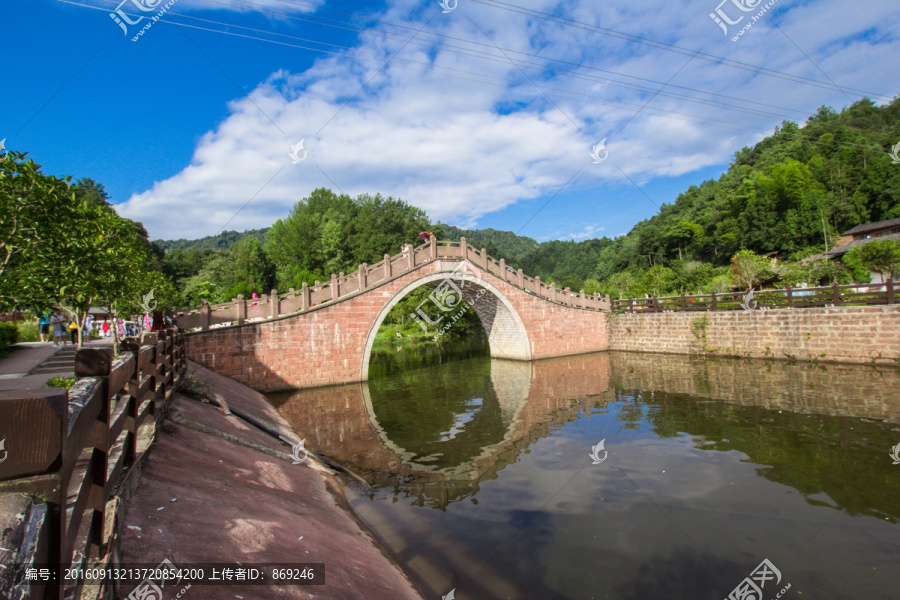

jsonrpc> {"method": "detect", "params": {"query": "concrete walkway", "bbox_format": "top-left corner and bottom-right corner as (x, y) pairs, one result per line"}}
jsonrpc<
(0, 339), (112, 391)
(117, 362), (425, 600)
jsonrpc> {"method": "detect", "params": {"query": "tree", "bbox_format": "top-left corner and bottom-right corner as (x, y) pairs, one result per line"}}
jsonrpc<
(642, 265), (675, 297)
(844, 240), (900, 283)
(730, 250), (773, 289)
(0, 152), (74, 311)
(608, 272), (635, 299)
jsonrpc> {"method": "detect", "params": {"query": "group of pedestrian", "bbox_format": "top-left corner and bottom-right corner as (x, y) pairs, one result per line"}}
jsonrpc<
(37, 309), (154, 347)
(38, 309), (76, 348)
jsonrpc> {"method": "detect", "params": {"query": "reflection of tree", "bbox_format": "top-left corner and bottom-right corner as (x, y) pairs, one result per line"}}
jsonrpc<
(614, 390), (645, 429)
(368, 355), (505, 471)
(640, 390), (900, 522)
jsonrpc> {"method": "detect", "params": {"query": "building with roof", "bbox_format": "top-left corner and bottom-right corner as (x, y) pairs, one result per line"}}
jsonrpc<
(818, 218), (900, 283)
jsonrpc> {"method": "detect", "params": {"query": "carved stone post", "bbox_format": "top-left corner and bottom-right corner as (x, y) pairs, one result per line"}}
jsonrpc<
(460, 237), (467, 261)
(518, 269), (524, 288)
(236, 294), (246, 325)
(430, 235), (437, 260)
(499, 259), (506, 281)
(332, 274), (339, 301)
(199, 299), (210, 331)
(270, 290), (278, 318)
(301, 282), (310, 311)
(359, 263), (367, 291)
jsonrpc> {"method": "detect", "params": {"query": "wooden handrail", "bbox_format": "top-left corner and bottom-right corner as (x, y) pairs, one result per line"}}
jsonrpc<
(611, 281), (898, 313)
(0, 328), (188, 600)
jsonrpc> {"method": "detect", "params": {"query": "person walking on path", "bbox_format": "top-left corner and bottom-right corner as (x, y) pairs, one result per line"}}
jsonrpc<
(50, 309), (67, 348)
(38, 312), (50, 342)
(115, 318), (126, 340)
(68, 319), (79, 346)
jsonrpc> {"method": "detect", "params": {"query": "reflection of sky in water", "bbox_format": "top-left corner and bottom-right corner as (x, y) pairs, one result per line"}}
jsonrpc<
(439, 397), (483, 442)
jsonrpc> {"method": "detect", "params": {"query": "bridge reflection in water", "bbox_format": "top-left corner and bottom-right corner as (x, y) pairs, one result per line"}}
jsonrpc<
(267, 351), (900, 600)
(270, 349), (612, 508)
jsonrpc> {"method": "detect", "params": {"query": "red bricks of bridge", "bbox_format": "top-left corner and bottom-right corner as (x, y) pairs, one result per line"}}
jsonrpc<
(185, 260), (608, 391)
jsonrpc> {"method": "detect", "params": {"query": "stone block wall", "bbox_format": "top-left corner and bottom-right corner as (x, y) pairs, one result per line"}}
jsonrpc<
(608, 305), (900, 366)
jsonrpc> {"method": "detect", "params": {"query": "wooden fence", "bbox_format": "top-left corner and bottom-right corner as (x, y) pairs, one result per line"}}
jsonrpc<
(0, 328), (187, 600)
(174, 237), (612, 331)
(611, 281), (898, 313)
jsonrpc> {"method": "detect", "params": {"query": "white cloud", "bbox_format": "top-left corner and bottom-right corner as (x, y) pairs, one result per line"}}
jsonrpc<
(115, 0), (900, 239)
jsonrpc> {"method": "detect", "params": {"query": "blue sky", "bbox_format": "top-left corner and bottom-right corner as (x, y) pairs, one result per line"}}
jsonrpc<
(3, 0), (898, 242)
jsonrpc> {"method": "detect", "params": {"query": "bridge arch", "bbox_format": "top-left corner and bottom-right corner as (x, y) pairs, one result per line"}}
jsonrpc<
(361, 265), (532, 379)
(182, 240), (610, 391)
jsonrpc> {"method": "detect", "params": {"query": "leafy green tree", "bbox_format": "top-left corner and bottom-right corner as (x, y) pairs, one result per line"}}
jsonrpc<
(642, 265), (675, 297)
(0, 152), (74, 311)
(71, 178), (111, 209)
(730, 250), (773, 289)
(607, 272), (636, 299)
(845, 240), (900, 283)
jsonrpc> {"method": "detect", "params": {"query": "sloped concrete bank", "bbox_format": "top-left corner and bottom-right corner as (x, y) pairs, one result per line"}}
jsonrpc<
(116, 362), (423, 600)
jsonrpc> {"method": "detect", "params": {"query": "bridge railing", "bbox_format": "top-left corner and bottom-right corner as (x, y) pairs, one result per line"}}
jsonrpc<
(173, 237), (611, 331)
(0, 328), (187, 600)
(611, 281), (898, 313)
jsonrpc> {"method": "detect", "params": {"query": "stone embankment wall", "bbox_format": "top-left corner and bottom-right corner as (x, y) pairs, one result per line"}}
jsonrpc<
(608, 305), (900, 367)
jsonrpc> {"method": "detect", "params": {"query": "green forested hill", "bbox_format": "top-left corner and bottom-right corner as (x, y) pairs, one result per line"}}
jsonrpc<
(153, 228), (269, 253)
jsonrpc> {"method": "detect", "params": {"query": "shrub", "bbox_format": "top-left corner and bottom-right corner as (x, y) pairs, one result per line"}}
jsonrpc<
(46, 376), (74, 389)
(17, 322), (39, 342)
(0, 322), (18, 348)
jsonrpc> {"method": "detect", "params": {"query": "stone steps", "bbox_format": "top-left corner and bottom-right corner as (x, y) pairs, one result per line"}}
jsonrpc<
(29, 347), (78, 375)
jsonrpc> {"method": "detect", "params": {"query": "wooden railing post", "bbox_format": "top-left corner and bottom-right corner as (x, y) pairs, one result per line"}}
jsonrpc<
(785, 285), (793, 309)
(832, 281), (841, 306)
(301, 282), (310, 310)
(384, 254), (392, 279)
(236, 294), (246, 325)
(270, 289), (279, 318)
(681, 293), (686, 311)
(359, 263), (367, 291)
(711, 292), (717, 311)
(889, 279), (895, 305)
(199, 300), (210, 331)
(332, 274), (340, 300)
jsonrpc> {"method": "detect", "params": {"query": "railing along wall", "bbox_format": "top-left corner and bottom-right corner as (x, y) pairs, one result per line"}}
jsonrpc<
(611, 281), (898, 314)
(0, 328), (188, 600)
(174, 237), (612, 331)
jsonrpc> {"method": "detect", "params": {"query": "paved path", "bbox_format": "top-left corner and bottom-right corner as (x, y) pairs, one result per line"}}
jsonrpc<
(0, 339), (112, 391)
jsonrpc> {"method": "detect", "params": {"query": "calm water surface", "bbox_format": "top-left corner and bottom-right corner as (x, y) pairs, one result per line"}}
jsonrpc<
(268, 348), (900, 600)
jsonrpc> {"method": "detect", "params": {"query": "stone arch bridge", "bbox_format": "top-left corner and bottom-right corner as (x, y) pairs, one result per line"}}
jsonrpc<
(176, 238), (610, 391)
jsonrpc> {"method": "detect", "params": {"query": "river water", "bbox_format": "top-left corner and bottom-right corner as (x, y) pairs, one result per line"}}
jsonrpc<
(267, 347), (900, 600)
